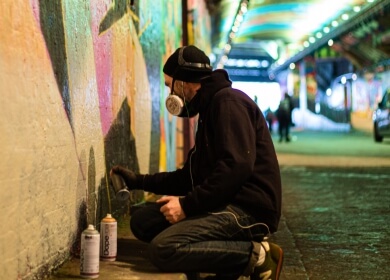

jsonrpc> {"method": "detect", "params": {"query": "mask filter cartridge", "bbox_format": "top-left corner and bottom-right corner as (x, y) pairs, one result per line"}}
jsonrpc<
(165, 94), (184, 116)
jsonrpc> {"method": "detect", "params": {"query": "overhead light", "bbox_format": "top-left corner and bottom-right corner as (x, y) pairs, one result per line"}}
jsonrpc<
(237, 59), (245, 67)
(309, 37), (316, 43)
(316, 32), (323, 39)
(270, 0), (384, 76)
(236, 14), (244, 23)
(341, 13), (349, 20)
(315, 103), (321, 114)
(261, 60), (270, 68)
(214, 0), (249, 68)
(224, 59), (267, 68)
(289, 63), (296, 70)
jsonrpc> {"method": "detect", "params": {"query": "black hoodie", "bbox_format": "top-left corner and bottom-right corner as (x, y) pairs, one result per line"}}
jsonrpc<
(140, 69), (282, 233)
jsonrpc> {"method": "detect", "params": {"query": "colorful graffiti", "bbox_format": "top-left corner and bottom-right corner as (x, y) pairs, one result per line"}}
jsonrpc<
(0, 0), (190, 278)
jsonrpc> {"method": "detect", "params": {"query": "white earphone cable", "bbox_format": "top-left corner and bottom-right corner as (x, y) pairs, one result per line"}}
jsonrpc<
(209, 211), (271, 238)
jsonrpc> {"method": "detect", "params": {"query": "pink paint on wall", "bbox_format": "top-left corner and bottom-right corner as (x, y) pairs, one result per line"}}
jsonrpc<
(29, 0), (51, 61)
(90, 0), (113, 136)
(30, 0), (40, 23)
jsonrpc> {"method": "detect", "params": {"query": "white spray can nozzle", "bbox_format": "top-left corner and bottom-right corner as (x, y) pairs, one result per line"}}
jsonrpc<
(87, 224), (95, 230)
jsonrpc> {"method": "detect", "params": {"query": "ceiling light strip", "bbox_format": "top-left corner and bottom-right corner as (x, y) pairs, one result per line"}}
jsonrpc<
(214, 0), (249, 69)
(269, 0), (390, 75)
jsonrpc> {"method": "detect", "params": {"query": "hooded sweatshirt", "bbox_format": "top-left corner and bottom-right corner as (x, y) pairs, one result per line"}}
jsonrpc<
(139, 69), (282, 233)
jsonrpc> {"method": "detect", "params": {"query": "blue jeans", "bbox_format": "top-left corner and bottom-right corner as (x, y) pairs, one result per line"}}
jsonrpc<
(130, 202), (268, 279)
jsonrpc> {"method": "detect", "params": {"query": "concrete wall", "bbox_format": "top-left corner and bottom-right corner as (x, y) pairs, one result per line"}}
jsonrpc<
(0, 0), (210, 279)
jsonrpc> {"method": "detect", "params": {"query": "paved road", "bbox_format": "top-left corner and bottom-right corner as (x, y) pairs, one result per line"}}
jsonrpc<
(274, 129), (390, 167)
(274, 165), (390, 280)
(273, 129), (390, 280)
(50, 129), (390, 280)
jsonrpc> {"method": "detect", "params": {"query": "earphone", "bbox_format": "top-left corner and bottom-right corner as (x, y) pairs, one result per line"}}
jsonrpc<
(189, 145), (196, 189)
(209, 211), (271, 238)
(177, 46), (212, 70)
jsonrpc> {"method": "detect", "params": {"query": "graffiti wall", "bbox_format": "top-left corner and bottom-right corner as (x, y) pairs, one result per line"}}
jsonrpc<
(0, 0), (211, 278)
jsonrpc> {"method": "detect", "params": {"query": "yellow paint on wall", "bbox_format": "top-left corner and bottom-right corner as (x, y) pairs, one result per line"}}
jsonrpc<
(0, 1), (80, 278)
(112, 15), (152, 174)
(62, 0), (106, 225)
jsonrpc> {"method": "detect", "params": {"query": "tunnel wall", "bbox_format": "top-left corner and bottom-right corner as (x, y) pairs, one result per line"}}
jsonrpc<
(0, 0), (211, 279)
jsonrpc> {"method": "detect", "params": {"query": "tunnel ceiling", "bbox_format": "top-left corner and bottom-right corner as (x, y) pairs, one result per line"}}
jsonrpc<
(206, 0), (390, 72)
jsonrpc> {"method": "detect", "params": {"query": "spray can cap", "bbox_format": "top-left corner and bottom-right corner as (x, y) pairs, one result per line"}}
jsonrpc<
(106, 214), (112, 218)
(87, 224), (95, 230)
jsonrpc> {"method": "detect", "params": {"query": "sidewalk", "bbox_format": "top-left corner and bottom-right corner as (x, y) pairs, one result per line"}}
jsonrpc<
(50, 215), (306, 280)
(274, 129), (390, 167)
(49, 128), (390, 280)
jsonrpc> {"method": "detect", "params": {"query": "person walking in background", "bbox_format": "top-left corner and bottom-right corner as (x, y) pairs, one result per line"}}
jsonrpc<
(264, 107), (275, 133)
(111, 45), (283, 280)
(276, 94), (293, 142)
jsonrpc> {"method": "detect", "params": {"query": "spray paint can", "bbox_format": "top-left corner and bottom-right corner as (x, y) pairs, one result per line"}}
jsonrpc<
(80, 224), (100, 279)
(111, 173), (130, 201)
(100, 213), (117, 261)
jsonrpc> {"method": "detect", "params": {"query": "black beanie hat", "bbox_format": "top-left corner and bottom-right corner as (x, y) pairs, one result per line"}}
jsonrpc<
(163, 45), (212, 83)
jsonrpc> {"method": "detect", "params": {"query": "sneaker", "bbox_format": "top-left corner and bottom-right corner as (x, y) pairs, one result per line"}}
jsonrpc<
(250, 242), (283, 280)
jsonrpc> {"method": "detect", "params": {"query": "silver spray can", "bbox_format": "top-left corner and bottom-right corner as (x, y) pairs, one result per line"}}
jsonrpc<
(80, 224), (100, 279)
(100, 213), (117, 261)
(111, 173), (130, 201)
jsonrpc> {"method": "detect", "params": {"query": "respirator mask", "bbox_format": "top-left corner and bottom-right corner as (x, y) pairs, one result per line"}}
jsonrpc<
(165, 81), (202, 118)
(165, 94), (185, 116)
(165, 79), (186, 116)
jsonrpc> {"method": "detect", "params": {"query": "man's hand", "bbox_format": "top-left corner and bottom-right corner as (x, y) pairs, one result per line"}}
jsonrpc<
(157, 196), (186, 224)
(110, 165), (138, 189)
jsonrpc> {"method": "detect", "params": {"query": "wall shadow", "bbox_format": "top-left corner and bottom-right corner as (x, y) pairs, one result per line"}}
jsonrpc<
(97, 97), (144, 224)
(39, 0), (72, 125)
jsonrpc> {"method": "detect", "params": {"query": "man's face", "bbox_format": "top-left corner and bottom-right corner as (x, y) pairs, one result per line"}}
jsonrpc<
(164, 74), (173, 89)
(164, 74), (185, 101)
(164, 74), (199, 103)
